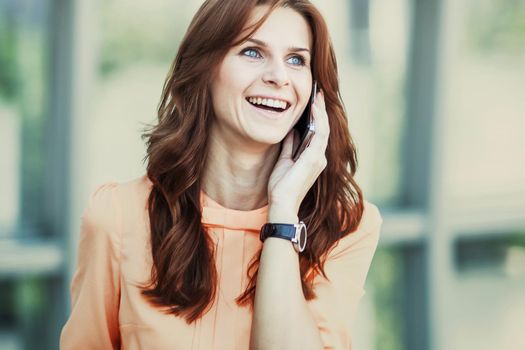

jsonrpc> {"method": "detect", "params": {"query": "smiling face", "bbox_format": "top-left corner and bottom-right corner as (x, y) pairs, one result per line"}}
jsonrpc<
(210, 5), (313, 147)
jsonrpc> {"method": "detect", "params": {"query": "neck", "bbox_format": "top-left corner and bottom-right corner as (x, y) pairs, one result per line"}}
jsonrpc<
(202, 125), (281, 211)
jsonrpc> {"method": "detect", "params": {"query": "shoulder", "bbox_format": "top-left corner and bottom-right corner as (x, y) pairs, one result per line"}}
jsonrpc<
(359, 200), (383, 233)
(327, 200), (383, 259)
(82, 174), (152, 236)
(82, 182), (120, 233)
(116, 174), (153, 213)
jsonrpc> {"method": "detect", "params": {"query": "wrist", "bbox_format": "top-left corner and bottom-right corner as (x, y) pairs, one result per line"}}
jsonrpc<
(268, 207), (298, 224)
(260, 220), (307, 253)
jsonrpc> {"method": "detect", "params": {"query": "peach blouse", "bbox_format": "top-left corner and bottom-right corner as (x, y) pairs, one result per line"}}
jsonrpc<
(60, 175), (382, 350)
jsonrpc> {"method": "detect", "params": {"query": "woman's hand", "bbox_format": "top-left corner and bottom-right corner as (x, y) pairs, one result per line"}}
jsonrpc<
(267, 89), (330, 219)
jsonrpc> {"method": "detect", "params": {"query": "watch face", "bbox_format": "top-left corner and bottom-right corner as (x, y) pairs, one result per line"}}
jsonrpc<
(298, 224), (307, 251)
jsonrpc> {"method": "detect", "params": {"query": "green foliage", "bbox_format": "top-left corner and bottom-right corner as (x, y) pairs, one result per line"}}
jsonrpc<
(0, 16), (21, 102)
(467, 0), (525, 56)
(98, 0), (187, 77)
(15, 277), (45, 316)
(509, 231), (525, 247)
(368, 247), (405, 350)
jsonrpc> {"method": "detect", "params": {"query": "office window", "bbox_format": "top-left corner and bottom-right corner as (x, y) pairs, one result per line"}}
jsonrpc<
(85, 0), (195, 187)
(445, 0), (525, 200)
(449, 232), (525, 349)
(0, 0), (65, 348)
(0, 0), (51, 236)
(2, 0), (522, 349)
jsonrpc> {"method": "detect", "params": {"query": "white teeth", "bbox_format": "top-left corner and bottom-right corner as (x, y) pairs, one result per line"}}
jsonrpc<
(248, 97), (288, 110)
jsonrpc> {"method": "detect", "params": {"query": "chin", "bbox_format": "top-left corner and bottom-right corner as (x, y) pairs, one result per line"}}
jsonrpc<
(246, 129), (287, 146)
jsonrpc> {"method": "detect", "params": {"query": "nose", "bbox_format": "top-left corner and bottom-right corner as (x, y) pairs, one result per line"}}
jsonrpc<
(262, 59), (290, 88)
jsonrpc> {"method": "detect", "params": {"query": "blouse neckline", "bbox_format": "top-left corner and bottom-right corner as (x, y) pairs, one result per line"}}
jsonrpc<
(200, 190), (269, 232)
(142, 175), (268, 232)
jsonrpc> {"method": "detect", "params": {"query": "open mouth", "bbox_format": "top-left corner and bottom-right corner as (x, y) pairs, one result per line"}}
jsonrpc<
(245, 97), (291, 113)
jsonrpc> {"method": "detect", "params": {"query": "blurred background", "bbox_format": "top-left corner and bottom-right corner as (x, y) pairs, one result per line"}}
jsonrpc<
(1, 0), (524, 349)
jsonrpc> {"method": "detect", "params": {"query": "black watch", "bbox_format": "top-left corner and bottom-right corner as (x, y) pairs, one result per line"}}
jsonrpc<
(260, 221), (307, 253)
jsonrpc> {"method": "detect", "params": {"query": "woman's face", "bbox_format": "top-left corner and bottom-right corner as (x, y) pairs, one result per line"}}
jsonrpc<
(210, 5), (313, 147)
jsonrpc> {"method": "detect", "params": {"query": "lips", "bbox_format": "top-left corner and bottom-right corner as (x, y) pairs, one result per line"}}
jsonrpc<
(245, 97), (291, 113)
(246, 95), (291, 107)
(245, 98), (290, 119)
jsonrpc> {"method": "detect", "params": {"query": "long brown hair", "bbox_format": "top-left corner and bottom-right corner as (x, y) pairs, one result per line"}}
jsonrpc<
(140, 0), (364, 324)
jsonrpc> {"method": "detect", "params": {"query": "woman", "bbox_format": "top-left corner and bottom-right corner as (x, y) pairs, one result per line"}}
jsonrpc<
(60, 0), (382, 349)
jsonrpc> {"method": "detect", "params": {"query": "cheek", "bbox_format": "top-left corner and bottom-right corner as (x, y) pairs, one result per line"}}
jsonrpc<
(290, 75), (313, 123)
(219, 58), (257, 90)
(301, 73), (313, 102)
(296, 77), (313, 109)
(293, 70), (312, 97)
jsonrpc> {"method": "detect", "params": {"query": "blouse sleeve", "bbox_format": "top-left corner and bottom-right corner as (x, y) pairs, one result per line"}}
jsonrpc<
(306, 201), (383, 350)
(60, 183), (122, 350)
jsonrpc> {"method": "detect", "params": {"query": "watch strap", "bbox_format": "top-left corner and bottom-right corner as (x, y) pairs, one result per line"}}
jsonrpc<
(259, 223), (297, 242)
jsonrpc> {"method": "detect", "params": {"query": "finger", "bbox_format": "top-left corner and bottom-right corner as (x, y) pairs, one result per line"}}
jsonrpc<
(318, 105), (330, 146)
(280, 128), (297, 159)
(319, 89), (325, 107)
(309, 99), (330, 150)
(317, 92), (330, 138)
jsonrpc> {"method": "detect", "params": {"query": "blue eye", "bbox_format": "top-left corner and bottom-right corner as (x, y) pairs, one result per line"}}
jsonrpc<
(241, 47), (307, 67)
(242, 48), (262, 59)
(288, 55), (306, 66)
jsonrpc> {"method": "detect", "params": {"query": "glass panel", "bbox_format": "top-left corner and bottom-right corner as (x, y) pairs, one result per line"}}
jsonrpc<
(0, 280), (18, 348)
(451, 232), (525, 349)
(444, 0), (525, 200)
(354, 247), (405, 350)
(86, 0), (195, 186)
(0, 0), (50, 236)
(455, 232), (525, 275)
(346, 0), (411, 208)
(0, 1), (53, 349)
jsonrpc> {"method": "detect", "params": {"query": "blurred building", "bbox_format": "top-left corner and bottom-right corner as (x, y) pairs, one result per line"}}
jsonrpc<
(0, 0), (524, 349)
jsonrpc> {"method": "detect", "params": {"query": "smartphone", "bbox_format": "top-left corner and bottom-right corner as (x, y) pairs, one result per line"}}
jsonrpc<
(292, 80), (319, 161)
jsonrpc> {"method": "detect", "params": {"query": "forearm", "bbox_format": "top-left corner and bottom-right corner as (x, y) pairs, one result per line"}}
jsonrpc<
(250, 210), (324, 350)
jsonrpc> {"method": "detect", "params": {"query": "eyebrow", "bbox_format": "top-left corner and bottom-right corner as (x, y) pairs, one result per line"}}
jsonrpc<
(246, 38), (311, 54)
